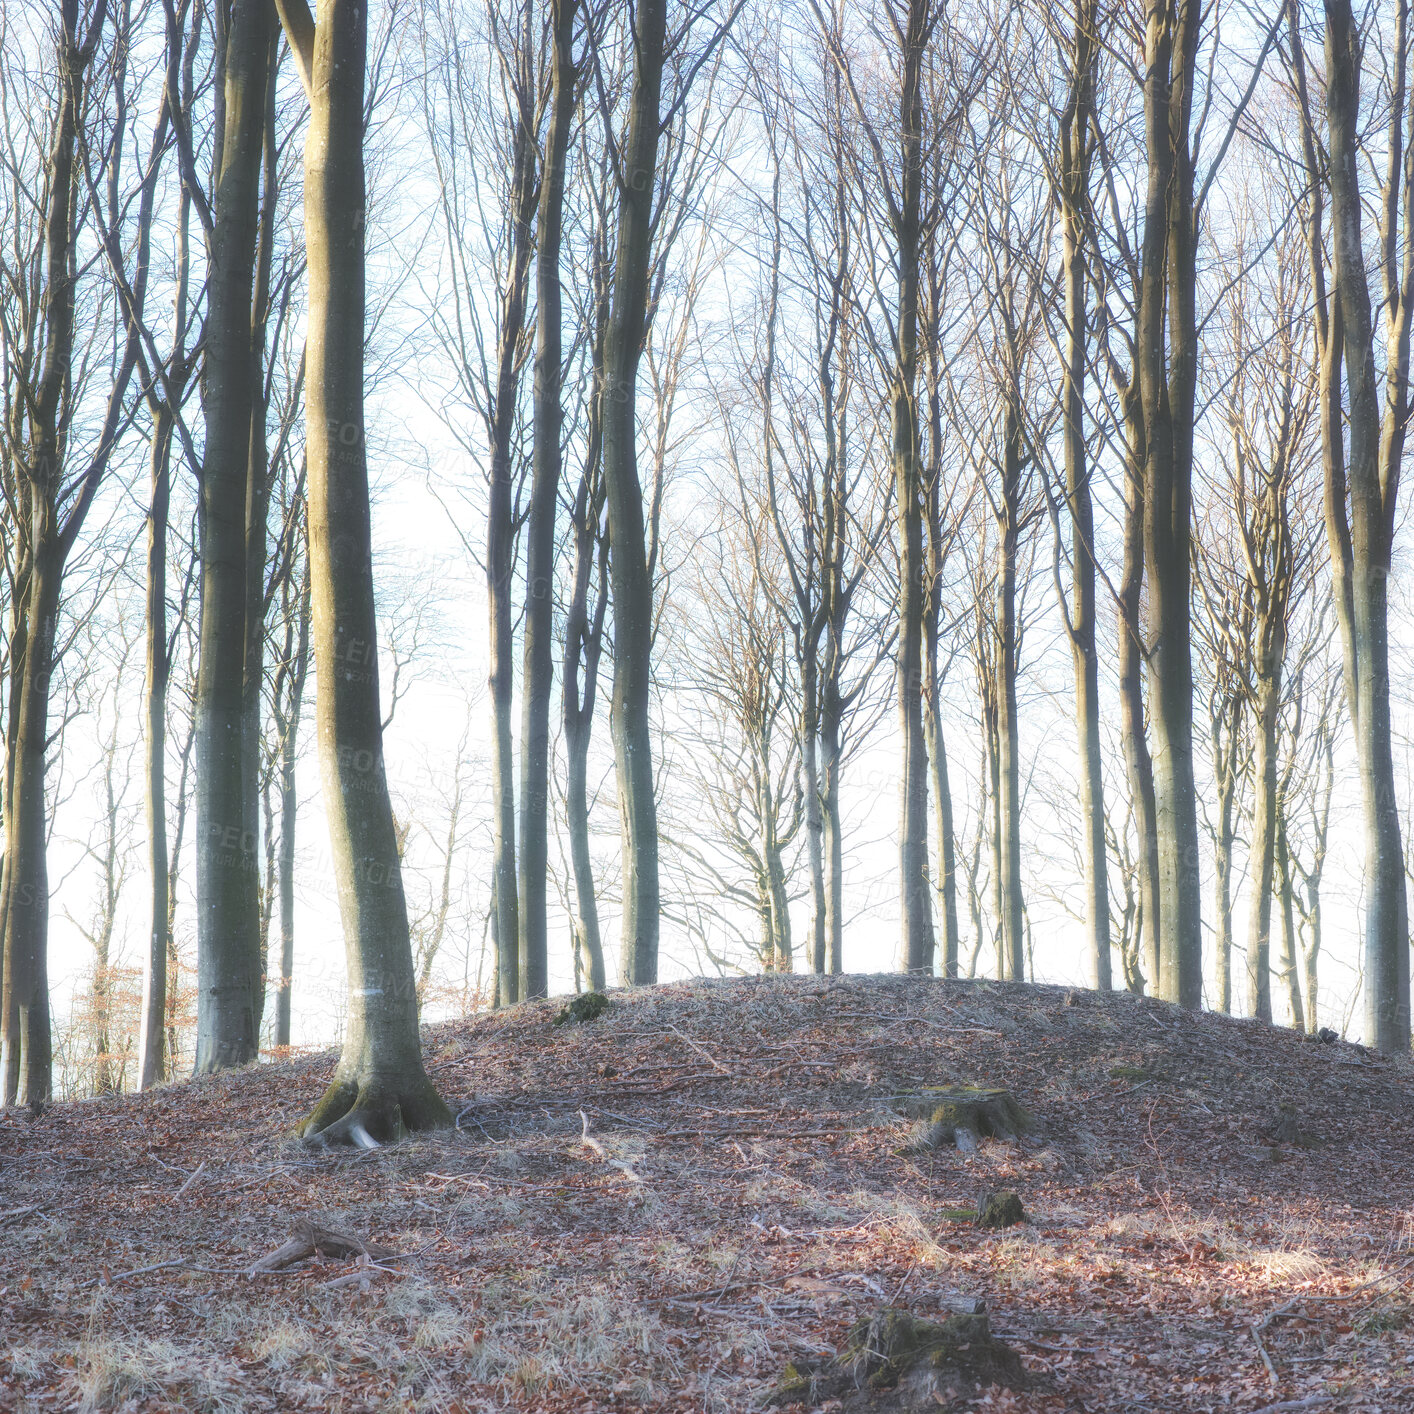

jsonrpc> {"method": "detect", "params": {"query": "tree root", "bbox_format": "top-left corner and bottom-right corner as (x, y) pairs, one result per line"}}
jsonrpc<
(299, 1072), (452, 1146)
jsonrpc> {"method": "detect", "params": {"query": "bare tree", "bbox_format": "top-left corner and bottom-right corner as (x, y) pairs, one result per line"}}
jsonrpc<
(274, 0), (450, 1139)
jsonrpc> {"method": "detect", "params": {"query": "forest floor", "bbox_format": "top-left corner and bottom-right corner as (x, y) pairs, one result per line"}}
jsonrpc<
(3, 973), (1414, 1413)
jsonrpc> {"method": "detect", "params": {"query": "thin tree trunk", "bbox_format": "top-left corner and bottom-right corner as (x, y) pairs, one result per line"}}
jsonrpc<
(275, 567), (309, 1049)
(485, 7), (538, 1008)
(1059, 0), (1110, 991)
(1247, 674), (1279, 1022)
(1210, 695), (1239, 1015)
(140, 411), (174, 1089)
(275, 0), (450, 1140)
(1276, 820), (1304, 1031)
(563, 458), (608, 995)
(893, 0), (932, 975)
(519, 0), (577, 1003)
(996, 406), (1024, 983)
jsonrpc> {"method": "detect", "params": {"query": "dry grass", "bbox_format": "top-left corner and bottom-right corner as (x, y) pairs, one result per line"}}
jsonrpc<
(3, 972), (1414, 1411)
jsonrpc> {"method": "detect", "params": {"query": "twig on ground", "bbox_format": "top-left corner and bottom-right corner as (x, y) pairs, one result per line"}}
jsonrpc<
(86, 1258), (187, 1288)
(174, 1160), (207, 1198)
(666, 1023), (736, 1076)
(1250, 1321), (1279, 1384)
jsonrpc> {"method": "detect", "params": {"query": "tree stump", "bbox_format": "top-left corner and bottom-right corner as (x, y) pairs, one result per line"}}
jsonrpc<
(771, 1307), (1028, 1410)
(889, 1087), (1032, 1153)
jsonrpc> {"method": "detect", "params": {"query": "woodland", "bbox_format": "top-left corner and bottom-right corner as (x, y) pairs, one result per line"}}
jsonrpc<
(1, 0), (1413, 1150)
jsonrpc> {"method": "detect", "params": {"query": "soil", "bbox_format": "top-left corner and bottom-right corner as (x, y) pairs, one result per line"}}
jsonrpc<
(2, 972), (1413, 1412)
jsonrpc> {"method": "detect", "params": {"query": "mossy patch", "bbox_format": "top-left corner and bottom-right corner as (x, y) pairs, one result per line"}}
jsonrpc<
(890, 1087), (1032, 1153)
(977, 1191), (1026, 1229)
(770, 1306), (1029, 1409)
(554, 991), (610, 1026)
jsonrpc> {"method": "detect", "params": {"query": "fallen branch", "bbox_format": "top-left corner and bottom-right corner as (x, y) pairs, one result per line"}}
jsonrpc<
(86, 1258), (187, 1288)
(249, 1220), (397, 1275)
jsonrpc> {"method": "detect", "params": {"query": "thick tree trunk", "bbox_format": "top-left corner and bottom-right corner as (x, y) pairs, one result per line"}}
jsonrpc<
(1138, 0), (1203, 1009)
(1323, 0), (1412, 1052)
(195, 0), (275, 1072)
(519, 0), (577, 1004)
(602, 0), (666, 987)
(277, 0), (449, 1140)
(1, 559), (60, 1105)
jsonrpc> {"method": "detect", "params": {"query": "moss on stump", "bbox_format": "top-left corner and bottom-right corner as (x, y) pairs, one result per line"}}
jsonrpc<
(977, 1190), (1026, 1229)
(771, 1307), (1029, 1410)
(555, 991), (610, 1025)
(890, 1086), (1032, 1153)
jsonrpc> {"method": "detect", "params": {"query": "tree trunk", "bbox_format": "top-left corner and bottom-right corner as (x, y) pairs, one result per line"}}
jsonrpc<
(563, 451), (608, 994)
(996, 406), (1024, 984)
(924, 704), (959, 978)
(276, 0), (450, 1140)
(275, 568), (310, 1049)
(1210, 694), (1239, 1015)
(893, 0), (932, 975)
(1059, 0), (1110, 991)
(1323, 0), (1412, 1052)
(820, 674), (845, 975)
(1138, 0), (1203, 1009)
(1276, 820), (1304, 1031)
(1, 558), (61, 1104)
(484, 8), (538, 1008)
(518, 0), (577, 1004)
(195, 0), (275, 1072)
(801, 651), (827, 975)
(602, 0), (666, 987)
(140, 411), (174, 1089)
(1247, 673), (1279, 1022)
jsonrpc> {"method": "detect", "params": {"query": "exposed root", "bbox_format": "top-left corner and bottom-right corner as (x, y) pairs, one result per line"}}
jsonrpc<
(299, 1071), (452, 1146)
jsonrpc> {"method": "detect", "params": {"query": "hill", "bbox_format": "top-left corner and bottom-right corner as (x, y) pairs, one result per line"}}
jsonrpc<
(2, 973), (1413, 1412)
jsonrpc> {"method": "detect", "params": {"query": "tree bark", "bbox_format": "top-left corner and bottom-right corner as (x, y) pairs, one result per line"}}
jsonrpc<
(1246, 672), (1279, 1022)
(194, 0), (276, 1072)
(1322, 0), (1412, 1052)
(1059, 0), (1110, 991)
(996, 405), (1024, 983)
(275, 0), (450, 1140)
(893, 0), (932, 975)
(1138, 0), (1203, 1008)
(518, 0), (578, 1004)
(140, 410), (175, 1089)
(602, 0), (667, 986)
(274, 565), (310, 1049)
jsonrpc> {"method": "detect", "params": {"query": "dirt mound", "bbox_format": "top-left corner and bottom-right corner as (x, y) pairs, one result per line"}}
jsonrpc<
(2, 973), (1412, 1411)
